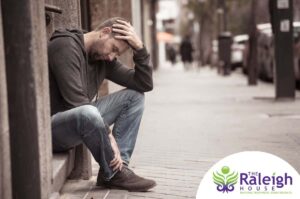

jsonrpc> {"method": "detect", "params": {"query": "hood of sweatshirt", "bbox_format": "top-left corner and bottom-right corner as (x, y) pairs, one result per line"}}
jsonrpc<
(49, 28), (99, 101)
(50, 29), (86, 57)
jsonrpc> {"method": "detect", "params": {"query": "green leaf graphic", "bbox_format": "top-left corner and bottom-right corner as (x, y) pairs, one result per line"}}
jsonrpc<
(227, 172), (238, 185)
(226, 171), (236, 179)
(213, 172), (225, 185)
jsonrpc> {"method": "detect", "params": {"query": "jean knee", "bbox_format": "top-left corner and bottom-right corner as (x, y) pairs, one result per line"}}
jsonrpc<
(125, 89), (145, 106)
(77, 105), (105, 130)
(122, 90), (145, 116)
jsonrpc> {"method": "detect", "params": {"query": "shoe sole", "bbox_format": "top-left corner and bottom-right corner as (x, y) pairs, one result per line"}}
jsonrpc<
(96, 182), (104, 187)
(103, 182), (157, 192)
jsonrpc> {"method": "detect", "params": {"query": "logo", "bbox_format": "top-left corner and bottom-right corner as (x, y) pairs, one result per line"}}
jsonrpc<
(239, 171), (293, 193)
(213, 166), (239, 193)
(197, 151), (300, 199)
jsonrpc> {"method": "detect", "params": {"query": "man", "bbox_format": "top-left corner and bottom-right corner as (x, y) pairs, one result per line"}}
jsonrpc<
(48, 17), (156, 192)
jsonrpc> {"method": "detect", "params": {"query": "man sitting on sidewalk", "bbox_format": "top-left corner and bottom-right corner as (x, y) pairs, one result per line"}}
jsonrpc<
(48, 17), (156, 192)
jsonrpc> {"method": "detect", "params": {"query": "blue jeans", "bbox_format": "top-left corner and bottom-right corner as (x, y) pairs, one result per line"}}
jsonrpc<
(51, 89), (145, 180)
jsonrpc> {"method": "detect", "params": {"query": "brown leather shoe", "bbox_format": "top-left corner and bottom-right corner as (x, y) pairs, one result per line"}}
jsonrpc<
(97, 166), (156, 192)
(96, 170), (105, 187)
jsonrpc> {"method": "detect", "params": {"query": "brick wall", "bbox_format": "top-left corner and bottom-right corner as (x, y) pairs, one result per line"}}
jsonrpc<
(89, 0), (134, 94)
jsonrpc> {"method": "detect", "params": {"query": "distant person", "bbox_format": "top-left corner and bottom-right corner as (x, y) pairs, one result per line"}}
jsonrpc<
(166, 43), (177, 66)
(180, 36), (194, 70)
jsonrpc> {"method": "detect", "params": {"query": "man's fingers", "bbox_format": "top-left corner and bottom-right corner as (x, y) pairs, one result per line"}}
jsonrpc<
(112, 165), (117, 171)
(110, 158), (116, 165)
(114, 35), (131, 40)
(119, 162), (123, 171)
(118, 160), (123, 170)
(116, 20), (131, 27)
(113, 24), (130, 31)
(113, 164), (120, 171)
(113, 22), (143, 50)
(110, 153), (123, 167)
(110, 156), (118, 166)
(110, 160), (119, 168)
(118, 161), (122, 171)
(112, 159), (122, 171)
(112, 154), (122, 171)
(112, 28), (130, 36)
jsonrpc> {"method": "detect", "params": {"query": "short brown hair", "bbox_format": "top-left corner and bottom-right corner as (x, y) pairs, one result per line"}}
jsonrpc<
(95, 17), (129, 36)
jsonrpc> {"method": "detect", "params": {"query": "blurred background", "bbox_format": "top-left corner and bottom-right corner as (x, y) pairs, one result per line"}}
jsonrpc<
(157, 0), (300, 88)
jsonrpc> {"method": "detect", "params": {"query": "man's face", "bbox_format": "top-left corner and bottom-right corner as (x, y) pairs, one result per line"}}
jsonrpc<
(89, 28), (129, 62)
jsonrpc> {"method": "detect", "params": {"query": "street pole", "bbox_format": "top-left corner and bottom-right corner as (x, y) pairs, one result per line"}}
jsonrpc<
(248, 0), (258, 85)
(217, 9), (223, 35)
(217, 0), (226, 32)
(270, 0), (295, 99)
(150, 0), (158, 70)
(223, 0), (227, 32)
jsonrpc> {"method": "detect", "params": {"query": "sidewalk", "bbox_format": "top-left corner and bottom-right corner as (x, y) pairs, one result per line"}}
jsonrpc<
(60, 63), (300, 199)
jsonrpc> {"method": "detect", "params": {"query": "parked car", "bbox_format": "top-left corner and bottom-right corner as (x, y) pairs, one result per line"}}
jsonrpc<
(256, 23), (274, 81)
(231, 34), (249, 69)
(243, 22), (300, 85)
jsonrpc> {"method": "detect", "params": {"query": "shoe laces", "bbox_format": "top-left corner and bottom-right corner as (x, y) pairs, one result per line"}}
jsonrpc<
(122, 166), (135, 176)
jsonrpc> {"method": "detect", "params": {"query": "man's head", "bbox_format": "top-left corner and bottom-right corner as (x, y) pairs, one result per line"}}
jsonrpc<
(86, 17), (130, 62)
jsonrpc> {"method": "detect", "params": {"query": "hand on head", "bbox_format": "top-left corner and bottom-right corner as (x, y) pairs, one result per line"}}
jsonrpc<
(112, 20), (143, 50)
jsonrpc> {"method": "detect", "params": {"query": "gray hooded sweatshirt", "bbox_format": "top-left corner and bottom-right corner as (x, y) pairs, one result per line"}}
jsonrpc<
(48, 29), (153, 116)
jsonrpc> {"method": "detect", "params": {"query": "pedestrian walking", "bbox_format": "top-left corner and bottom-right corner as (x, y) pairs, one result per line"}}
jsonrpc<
(166, 43), (177, 66)
(180, 35), (194, 70)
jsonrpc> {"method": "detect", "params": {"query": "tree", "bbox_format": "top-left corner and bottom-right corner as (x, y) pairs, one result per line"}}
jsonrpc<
(186, 0), (217, 66)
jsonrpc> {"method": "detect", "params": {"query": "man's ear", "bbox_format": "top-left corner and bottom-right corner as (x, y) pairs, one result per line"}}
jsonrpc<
(101, 27), (112, 35)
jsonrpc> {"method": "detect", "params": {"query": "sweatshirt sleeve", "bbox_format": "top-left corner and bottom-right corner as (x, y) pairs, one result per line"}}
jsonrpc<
(105, 46), (153, 92)
(48, 37), (90, 109)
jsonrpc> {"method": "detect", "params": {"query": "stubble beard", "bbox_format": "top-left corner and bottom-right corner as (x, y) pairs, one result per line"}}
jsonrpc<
(89, 39), (106, 62)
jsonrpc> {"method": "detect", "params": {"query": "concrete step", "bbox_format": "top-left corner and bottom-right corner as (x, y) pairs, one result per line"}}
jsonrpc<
(51, 150), (75, 193)
(49, 192), (60, 199)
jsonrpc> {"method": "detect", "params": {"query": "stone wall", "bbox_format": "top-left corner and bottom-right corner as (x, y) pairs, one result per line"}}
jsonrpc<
(46, 0), (82, 39)
(0, 2), (12, 198)
(89, 0), (135, 94)
(1, 0), (51, 198)
(90, 0), (132, 29)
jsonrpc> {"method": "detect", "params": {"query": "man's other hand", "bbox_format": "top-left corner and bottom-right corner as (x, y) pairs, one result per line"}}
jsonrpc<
(109, 134), (123, 171)
(112, 20), (143, 50)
